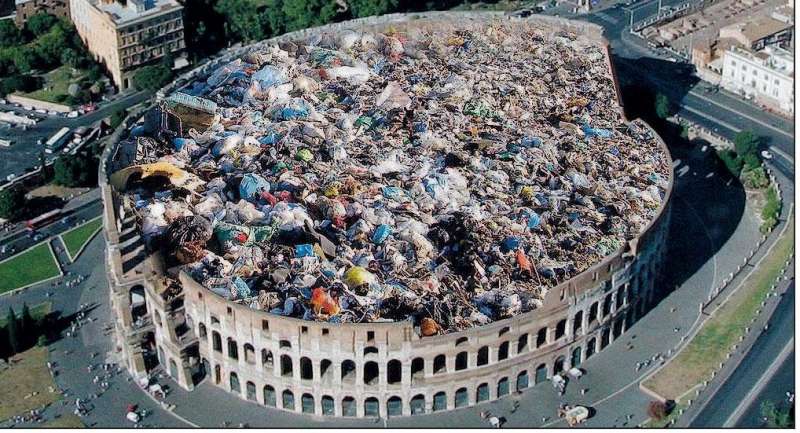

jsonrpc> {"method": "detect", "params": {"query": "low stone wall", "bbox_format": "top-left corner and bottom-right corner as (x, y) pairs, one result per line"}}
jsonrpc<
(6, 94), (72, 113)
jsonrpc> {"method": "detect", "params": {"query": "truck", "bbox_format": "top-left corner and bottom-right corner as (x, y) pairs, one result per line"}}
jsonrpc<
(44, 127), (71, 154)
(26, 208), (62, 230)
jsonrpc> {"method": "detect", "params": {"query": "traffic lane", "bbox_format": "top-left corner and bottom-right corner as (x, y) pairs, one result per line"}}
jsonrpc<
(690, 282), (794, 427)
(736, 351), (794, 428)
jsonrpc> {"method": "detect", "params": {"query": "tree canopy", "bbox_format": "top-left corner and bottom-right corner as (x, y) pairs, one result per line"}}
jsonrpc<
(133, 64), (173, 91)
(0, 188), (26, 221)
(733, 130), (761, 159)
(25, 14), (61, 38)
(53, 152), (98, 187)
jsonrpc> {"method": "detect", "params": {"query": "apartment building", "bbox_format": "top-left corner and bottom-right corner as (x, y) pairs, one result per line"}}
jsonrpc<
(70, 0), (187, 90)
(721, 45), (794, 114)
(14, 0), (69, 27)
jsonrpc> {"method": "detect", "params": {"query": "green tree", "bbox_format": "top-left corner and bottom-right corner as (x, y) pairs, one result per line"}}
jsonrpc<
(34, 26), (69, 69)
(25, 14), (60, 38)
(19, 303), (34, 348)
(734, 130), (761, 160)
(349, 0), (398, 17)
(215, 0), (270, 42)
(60, 48), (81, 69)
(281, 0), (341, 32)
(53, 153), (97, 187)
(0, 74), (41, 95)
(761, 400), (794, 428)
(0, 20), (24, 48)
(6, 307), (19, 355)
(37, 334), (48, 347)
(12, 46), (40, 74)
(132, 64), (173, 91)
(654, 93), (671, 119)
(0, 187), (25, 221)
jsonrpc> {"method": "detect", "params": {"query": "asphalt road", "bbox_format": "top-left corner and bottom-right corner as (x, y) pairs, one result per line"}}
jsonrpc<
(690, 281), (795, 427)
(0, 91), (151, 180)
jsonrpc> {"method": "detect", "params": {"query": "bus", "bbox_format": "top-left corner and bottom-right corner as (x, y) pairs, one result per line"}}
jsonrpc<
(44, 127), (71, 154)
(26, 209), (62, 230)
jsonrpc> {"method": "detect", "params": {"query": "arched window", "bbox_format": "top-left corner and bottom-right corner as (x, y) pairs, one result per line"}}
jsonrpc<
(497, 377), (509, 397)
(573, 311), (583, 335)
(341, 360), (356, 383)
(476, 383), (489, 402)
(387, 359), (402, 384)
(301, 393), (315, 414)
(554, 355), (566, 374)
(455, 336), (468, 346)
(536, 327), (547, 347)
(411, 357), (424, 382)
(229, 372), (240, 394)
(454, 387), (468, 408)
(516, 370), (529, 391)
(363, 346), (379, 356)
(198, 322), (207, 338)
(244, 344), (255, 364)
(601, 328), (611, 349)
(280, 355), (293, 377)
(555, 319), (567, 339)
(214, 364), (221, 384)
(498, 341), (509, 361)
(433, 354), (446, 374)
(535, 363), (548, 384)
(455, 351), (468, 370)
(387, 396), (402, 416)
(300, 357), (313, 380)
(586, 337), (597, 359)
(246, 381), (256, 401)
(571, 346), (583, 368)
(433, 391), (447, 411)
(263, 385), (276, 407)
(477, 346), (489, 366)
(410, 394), (426, 415)
(589, 301), (599, 323)
(262, 349), (273, 368)
(282, 390), (294, 410)
(364, 397), (379, 417)
(320, 359), (332, 381)
(517, 334), (529, 353)
(364, 361), (379, 385)
(321, 395), (334, 415)
(212, 331), (222, 352)
(227, 338), (238, 360)
(168, 358), (178, 378)
(342, 396), (356, 417)
(279, 340), (291, 349)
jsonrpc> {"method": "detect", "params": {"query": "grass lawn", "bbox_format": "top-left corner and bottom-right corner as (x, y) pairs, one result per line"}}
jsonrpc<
(61, 217), (102, 261)
(18, 66), (85, 105)
(42, 413), (84, 428)
(0, 347), (61, 421)
(643, 216), (795, 400)
(0, 302), (51, 328)
(0, 243), (60, 294)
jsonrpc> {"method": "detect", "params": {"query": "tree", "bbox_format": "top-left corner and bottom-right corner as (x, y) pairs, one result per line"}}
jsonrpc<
(0, 74), (41, 95)
(109, 109), (127, 129)
(761, 400), (794, 428)
(349, 0), (399, 17)
(34, 26), (69, 69)
(0, 187), (26, 221)
(734, 130), (761, 161)
(647, 400), (668, 420)
(6, 307), (19, 355)
(133, 64), (173, 91)
(214, 0), (271, 42)
(60, 48), (81, 69)
(0, 20), (24, 48)
(654, 93), (671, 120)
(20, 303), (34, 348)
(53, 152), (98, 187)
(12, 46), (41, 74)
(281, 0), (341, 33)
(25, 14), (60, 38)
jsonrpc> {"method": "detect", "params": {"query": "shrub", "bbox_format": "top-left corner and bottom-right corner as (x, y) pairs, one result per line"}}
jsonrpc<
(741, 166), (769, 189)
(717, 149), (743, 177)
(647, 400), (669, 420)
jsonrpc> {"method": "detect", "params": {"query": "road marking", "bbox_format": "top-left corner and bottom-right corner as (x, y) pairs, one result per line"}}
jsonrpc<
(688, 91), (794, 141)
(681, 105), (742, 134)
(769, 146), (795, 164)
(723, 337), (794, 427)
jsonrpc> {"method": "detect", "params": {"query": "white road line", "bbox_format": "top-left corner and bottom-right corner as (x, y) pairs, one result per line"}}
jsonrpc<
(681, 105), (742, 133)
(688, 90), (794, 140)
(769, 145), (795, 164)
(723, 337), (794, 427)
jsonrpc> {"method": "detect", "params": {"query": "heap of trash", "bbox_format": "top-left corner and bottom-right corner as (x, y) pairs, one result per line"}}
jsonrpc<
(115, 17), (670, 335)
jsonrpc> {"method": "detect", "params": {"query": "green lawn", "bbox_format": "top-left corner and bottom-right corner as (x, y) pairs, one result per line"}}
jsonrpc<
(61, 217), (102, 261)
(18, 66), (85, 105)
(0, 243), (60, 294)
(0, 302), (51, 328)
(644, 217), (794, 400)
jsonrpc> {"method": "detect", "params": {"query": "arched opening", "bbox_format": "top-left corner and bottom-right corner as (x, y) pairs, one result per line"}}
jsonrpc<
(300, 357), (313, 380)
(263, 385), (276, 407)
(387, 359), (402, 384)
(246, 381), (256, 401)
(244, 344), (255, 364)
(363, 361), (379, 385)
(455, 336), (468, 346)
(168, 358), (178, 379)
(571, 346), (583, 367)
(341, 360), (356, 383)
(555, 319), (567, 340)
(573, 311), (583, 335)
(497, 377), (509, 397)
(613, 316), (624, 338)
(626, 307), (636, 329)
(602, 293), (613, 317)
(554, 355), (566, 374)
(302, 393), (315, 414)
(214, 364), (221, 384)
(129, 285), (147, 322)
(433, 391), (447, 411)
(516, 370), (529, 391)
(282, 390), (295, 410)
(455, 387), (468, 408)
(601, 327), (611, 349)
(589, 301), (599, 323)
(498, 341), (509, 361)
(262, 349), (274, 368)
(411, 357), (424, 382)
(320, 359), (333, 382)
(321, 395), (334, 415)
(280, 355), (293, 377)
(455, 351), (468, 370)
(364, 397), (379, 417)
(433, 354), (446, 374)
(363, 346), (379, 356)
(616, 286), (625, 309)
(410, 394), (426, 415)
(536, 327), (547, 347)
(198, 322), (207, 338)
(229, 372), (240, 394)
(227, 338), (238, 360)
(476, 383), (490, 402)
(586, 337), (597, 359)
(387, 396), (402, 416)
(535, 363), (548, 384)
(342, 396), (356, 417)
(279, 340), (291, 349)
(517, 334), (529, 353)
(212, 331), (222, 352)
(477, 346), (489, 366)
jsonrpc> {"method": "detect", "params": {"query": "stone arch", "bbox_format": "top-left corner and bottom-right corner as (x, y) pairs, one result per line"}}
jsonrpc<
(387, 396), (403, 416)
(517, 333), (529, 353)
(301, 393), (315, 414)
(262, 349), (274, 368)
(214, 364), (221, 384)
(227, 337), (239, 360)
(280, 354), (293, 377)
(198, 322), (207, 338)
(455, 336), (468, 346)
(555, 319), (567, 339)
(497, 377), (509, 397)
(364, 397), (379, 417)
(363, 346), (379, 356)
(244, 343), (255, 364)
(455, 351), (468, 370)
(433, 391), (447, 411)
(516, 370), (529, 391)
(263, 385), (276, 407)
(410, 394), (426, 415)
(573, 310), (583, 334)
(341, 360), (356, 383)
(342, 396), (356, 417)
(571, 346), (583, 367)
(321, 395), (334, 416)
(387, 359), (402, 384)
(229, 371), (240, 394)
(212, 331), (222, 352)
(454, 387), (469, 408)
(411, 357), (425, 382)
(433, 354), (446, 374)
(246, 381), (256, 401)
(536, 327), (547, 347)
(477, 346), (489, 366)
(363, 361), (379, 385)
(498, 341), (509, 361)
(554, 355), (566, 374)
(282, 390), (295, 410)
(320, 359), (333, 381)
(300, 356), (313, 380)
(476, 383), (490, 402)
(535, 363), (548, 384)
(586, 337), (597, 359)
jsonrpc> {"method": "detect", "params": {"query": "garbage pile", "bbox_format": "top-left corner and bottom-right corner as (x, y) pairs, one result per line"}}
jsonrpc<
(118, 18), (670, 334)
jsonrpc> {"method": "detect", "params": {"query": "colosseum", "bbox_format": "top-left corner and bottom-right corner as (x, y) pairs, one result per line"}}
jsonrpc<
(100, 11), (673, 419)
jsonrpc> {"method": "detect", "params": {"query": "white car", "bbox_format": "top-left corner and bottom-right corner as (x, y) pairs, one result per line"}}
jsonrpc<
(67, 111), (79, 118)
(761, 150), (774, 160)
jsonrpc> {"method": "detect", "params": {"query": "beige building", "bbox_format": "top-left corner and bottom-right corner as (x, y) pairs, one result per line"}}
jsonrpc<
(718, 15), (793, 51)
(721, 45), (794, 114)
(69, 0), (187, 90)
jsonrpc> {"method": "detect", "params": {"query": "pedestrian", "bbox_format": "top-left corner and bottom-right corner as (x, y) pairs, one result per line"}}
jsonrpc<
(489, 416), (501, 428)
(581, 388), (587, 395)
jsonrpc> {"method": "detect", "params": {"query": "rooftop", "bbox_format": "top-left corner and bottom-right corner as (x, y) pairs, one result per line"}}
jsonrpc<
(113, 17), (670, 333)
(89, 0), (180, 25)
(721, 15), (793, 42)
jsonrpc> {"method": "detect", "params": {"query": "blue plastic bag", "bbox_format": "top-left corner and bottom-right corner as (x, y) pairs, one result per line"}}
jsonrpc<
(502, 236), (521, 252)
(252, 65), (287, 88)
(232, 277), (251, 299)
(582, 124), (613, 138)
(295, 244), (315, 258)
(526, 211), (541, 230)
(372, 224), (392, 244)
(239, 173), (270, 201)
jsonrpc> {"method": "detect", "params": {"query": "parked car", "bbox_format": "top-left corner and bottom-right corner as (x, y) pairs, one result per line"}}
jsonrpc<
(761, 150), (774, 160)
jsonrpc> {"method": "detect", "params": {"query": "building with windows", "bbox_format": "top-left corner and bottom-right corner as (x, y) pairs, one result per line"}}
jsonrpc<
(719, 15), (794, 51)
(100, 13), (674, 419)
(14, 0), (69, 27)
(69, 0), (186, 90)
(721, 45), (794, 114)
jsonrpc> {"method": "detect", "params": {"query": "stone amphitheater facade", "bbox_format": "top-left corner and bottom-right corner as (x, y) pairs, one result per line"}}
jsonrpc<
(100, 11), (674, 419)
